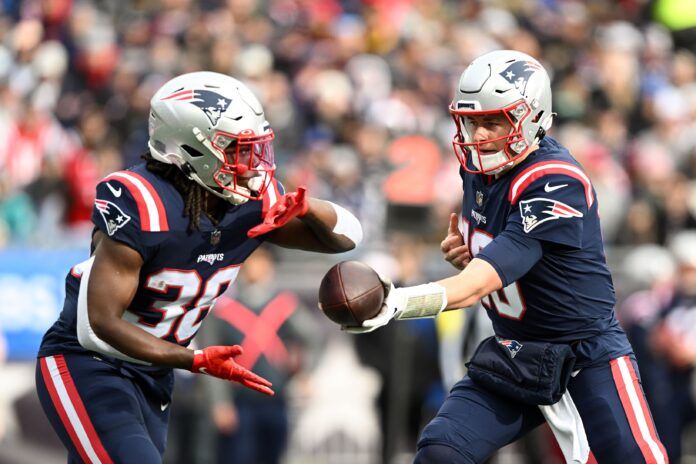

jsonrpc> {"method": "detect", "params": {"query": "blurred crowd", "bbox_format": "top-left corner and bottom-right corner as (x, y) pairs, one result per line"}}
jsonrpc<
(1, 0), (695, 249)
(2, 0), (696, 462)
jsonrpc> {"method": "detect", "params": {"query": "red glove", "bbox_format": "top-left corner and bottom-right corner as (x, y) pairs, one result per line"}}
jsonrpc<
(192, 346), (274, 396)
(247, 186), (309, 238)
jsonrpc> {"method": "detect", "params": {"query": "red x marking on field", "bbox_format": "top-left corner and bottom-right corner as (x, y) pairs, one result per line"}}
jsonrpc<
(213, 292), (298, 370)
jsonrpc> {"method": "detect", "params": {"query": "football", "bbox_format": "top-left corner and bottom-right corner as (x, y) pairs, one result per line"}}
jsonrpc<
(318, 261), (385, 326)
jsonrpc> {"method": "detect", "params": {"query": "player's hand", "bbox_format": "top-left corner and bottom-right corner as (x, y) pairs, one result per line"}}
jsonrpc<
(247, 186), (309, 238)
(343, 275), (403, 334)
(192, 345), (274, 396)
(441, 213), (471, 270)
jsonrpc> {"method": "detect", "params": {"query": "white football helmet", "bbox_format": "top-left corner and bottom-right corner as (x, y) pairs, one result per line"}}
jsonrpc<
(450, 50), (554, 174)
(148, 71), (275, 204)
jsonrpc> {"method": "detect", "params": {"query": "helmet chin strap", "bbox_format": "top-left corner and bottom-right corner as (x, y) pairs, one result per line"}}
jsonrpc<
(473, 149), (512, 175)
(487, 161), (514, 176)
(246, 174), (265, 192)
(479, 143), (538, 175)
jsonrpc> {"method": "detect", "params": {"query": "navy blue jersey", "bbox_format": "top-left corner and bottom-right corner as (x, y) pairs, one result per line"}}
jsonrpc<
(460, 136), (632, 366)
(39, 163), (284, 361)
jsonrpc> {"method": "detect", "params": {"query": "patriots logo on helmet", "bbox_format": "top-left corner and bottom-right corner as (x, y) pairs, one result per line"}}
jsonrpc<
(95, 199), (131, 236)
(499, 60), (541, 94)
(161, 89), (232, 125)
(497, 338), (523, 358)
(519, 198), (583, 233)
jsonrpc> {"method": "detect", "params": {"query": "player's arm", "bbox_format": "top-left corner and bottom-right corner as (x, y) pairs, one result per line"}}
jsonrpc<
(347, 170), (590, 332)
(265, 197), (362, 253)
(85, 231), (273, 394)
(439, 258), (503, 310)
(250, 187), (362, 253)
(86, 231), (194, 368)
(343, 258), (501, 332)
(345, 232), (542, 332)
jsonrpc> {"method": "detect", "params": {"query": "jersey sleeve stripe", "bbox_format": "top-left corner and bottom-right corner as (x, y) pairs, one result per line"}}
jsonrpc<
(508, 161), (594, 207)
(103, 172), (169, 231)
(40, 356), (114, 464)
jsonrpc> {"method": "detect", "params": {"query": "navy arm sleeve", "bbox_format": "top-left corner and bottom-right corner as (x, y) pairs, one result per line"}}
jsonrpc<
(477, 231), (543, 287)
(478, 172), (594, 286)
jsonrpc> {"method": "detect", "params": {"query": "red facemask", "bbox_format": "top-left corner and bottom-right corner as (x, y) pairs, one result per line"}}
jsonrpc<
(211, 129), (276, 200)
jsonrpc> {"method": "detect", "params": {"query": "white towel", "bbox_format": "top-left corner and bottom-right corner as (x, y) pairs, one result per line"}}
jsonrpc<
(538, 390), (590, 463)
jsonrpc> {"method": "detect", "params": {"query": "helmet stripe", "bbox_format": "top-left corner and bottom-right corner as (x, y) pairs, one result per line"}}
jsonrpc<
(161, 89), (194, 101)
(103, 172), (169, 231)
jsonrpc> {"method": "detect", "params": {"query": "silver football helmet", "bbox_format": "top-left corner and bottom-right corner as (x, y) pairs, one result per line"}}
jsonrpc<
(148, 71), (275, 204)
(450, 50), (554, 174)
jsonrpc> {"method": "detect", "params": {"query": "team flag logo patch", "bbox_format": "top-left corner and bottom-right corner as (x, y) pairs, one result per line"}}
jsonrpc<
(95, 199), (131, 236)
(497, 338), (523, 358)
(161, 89), (232, 125)
(519, 198), (583, 233)
(476, 190), (484, 207)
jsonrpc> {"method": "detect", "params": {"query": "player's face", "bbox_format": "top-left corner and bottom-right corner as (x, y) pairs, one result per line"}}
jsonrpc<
(221, 137), (272, 172)
(465, 114), (513, 153)
(211, 130), (275, 198)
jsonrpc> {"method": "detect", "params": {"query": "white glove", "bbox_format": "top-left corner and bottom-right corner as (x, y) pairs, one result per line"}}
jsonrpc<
(342, 275), (403, 334)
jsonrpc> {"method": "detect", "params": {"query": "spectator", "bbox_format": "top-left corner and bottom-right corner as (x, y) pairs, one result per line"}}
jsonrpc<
(1, 0), (696, 460)
(648, 232), (696, 461)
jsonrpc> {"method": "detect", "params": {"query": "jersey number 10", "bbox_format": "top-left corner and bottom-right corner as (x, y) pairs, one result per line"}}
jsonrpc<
(461, 218), (527, 320)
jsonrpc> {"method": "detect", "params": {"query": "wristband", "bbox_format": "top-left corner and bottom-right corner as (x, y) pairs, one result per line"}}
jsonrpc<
(394, 283), (448, 320)
(327, 201), (363, 246)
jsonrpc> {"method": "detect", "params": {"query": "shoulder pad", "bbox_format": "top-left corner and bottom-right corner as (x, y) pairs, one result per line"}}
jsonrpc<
(102, 171), (170, 232)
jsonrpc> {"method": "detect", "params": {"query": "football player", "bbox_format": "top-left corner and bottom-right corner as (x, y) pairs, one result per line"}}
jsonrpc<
(346, 51), (668, 463)
(35, 72), (363, 463)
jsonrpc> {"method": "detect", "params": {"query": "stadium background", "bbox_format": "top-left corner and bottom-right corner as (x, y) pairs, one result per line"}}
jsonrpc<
(1, 0), (696, 462)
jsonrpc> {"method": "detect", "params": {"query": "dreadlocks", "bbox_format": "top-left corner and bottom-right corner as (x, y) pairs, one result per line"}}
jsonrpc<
(143, 152), (217, 232)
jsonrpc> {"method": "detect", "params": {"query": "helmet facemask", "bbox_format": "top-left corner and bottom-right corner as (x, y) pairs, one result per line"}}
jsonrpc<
(210, 129), (276, 202)
(450, 99), (534, 175)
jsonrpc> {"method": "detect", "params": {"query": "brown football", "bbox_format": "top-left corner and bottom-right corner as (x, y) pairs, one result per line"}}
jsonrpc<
(318, 261), (385, 326)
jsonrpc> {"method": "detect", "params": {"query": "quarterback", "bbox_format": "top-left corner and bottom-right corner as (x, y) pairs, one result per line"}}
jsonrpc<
(347, 51), (667, 464)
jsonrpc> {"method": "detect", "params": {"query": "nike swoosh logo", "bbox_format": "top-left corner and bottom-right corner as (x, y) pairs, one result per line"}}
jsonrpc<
(161, 402), (169, 411)
(544, 182), (568, 193)
(106, 182), (122, 197)
(198, 367), (208, 375)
